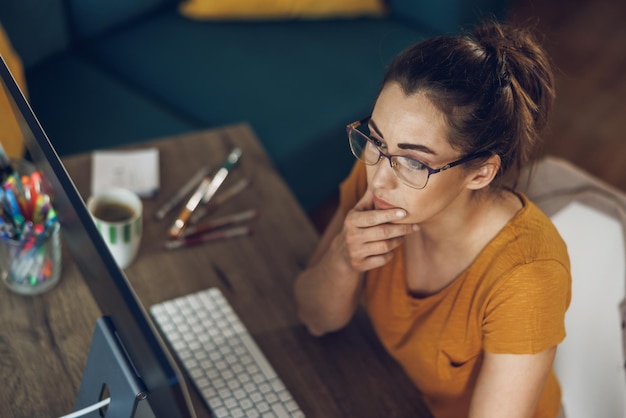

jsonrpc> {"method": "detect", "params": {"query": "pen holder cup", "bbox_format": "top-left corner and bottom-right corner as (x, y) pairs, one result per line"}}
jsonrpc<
(0, 158), (62, 295)
(0, 220), (61, 295)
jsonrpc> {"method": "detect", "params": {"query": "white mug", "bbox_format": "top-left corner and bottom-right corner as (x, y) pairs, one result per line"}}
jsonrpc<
(87, 187), (143, 269)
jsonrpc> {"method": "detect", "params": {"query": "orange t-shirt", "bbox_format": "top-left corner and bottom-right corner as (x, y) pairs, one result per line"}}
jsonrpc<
(339, 162), (571, 418)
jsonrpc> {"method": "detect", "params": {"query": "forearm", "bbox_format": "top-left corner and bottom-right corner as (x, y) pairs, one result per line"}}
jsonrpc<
(294, 236), (364, 336)
(294, 193), (414, 336)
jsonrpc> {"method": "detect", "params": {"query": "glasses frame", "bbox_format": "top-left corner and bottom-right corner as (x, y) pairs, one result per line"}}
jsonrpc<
(347, 116), (492, 189)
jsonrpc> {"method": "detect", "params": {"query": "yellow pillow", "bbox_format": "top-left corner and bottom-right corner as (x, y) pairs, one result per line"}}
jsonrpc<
(179, 0), (386, 21)
(0, 24), (27, 158)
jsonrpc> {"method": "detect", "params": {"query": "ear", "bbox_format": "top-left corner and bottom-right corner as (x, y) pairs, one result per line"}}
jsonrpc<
(465, 154), (501, 190)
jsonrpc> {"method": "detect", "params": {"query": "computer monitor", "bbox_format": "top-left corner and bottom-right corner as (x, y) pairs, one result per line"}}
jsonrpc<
(0, 56), (196, 417)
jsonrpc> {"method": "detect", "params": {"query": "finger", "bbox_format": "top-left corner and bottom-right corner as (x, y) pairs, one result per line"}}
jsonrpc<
(354, 189), (375, 211)
(352, 235), (405, 259)
(348, 207), (408, 229)
(345, 233), (405, 271)
(351, 250), (397, 272)
(361, 224), (415, 246)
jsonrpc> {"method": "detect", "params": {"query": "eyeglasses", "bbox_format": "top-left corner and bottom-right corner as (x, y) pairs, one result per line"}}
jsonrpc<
(347, 117), (491, 189)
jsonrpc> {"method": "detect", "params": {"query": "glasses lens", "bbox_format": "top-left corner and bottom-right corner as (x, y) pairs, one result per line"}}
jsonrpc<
(394, 156), (429, 189)
(348, 128), (380, 165)
(347, 121), (429, 189)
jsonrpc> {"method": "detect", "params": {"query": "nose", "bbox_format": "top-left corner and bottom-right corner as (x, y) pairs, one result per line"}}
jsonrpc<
(369, 152), (398, 189)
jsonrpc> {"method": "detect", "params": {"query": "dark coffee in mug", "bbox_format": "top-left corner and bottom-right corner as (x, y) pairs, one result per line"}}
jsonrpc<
(92, 202), (136, 222)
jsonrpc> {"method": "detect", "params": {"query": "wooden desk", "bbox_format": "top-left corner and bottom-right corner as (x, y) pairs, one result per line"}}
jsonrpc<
(0, 124), (432, 417)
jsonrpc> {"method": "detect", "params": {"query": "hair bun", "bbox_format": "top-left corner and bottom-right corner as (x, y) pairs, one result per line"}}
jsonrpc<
(472, 23), (518, 88)
(472, 21), (555, 127)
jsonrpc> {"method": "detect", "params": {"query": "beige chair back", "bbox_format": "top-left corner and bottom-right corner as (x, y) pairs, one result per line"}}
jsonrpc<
(518, 156), (626, 418)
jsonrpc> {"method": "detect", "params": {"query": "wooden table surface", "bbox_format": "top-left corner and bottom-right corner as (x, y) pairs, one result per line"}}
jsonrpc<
(0, 123), (432, 417)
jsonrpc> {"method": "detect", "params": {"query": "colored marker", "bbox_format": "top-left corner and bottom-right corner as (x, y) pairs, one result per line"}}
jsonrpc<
(164, 225), (252, 250)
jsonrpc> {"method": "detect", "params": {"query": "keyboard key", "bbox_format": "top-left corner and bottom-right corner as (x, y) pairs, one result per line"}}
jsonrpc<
(250, 392), (263, 402)
(285, 400), (300, 412)
(272, 402), (290, 418)
(278, 390), (293, 402)
(195, 377), (209, 389)
(240, 399), (253, 410)
(208, 396), (222, 407)
(202, 387), (216, 400)
(224, 398), (238, 409)
(265, 392), (278, 404)
(234, 389), (247, 400)
(214, 406), (230, 417)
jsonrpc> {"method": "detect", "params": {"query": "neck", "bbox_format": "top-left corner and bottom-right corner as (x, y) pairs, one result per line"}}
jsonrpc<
(414, 189), (513, 256)
(404, 188), (521, 297)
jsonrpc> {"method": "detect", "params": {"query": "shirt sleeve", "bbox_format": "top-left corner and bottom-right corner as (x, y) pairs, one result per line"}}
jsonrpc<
(482, 259), (572, 354)
(339, 161), (368, 215)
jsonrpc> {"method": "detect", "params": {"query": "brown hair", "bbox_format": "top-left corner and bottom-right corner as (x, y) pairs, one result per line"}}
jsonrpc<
(381, 21), (555, 188)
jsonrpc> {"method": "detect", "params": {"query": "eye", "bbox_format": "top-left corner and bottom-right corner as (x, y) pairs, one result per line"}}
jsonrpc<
(367, 137), (385, 149)
(398, 156), (427, 171)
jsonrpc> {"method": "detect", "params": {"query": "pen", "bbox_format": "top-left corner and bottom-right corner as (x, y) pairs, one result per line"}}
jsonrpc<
(155, 165), (210, 220)
(190, 178), (250, 224)
(167, 176), (213, 238)
(168, 148), (242, 238)
(164, 225), (252, 250)
(182, 209), (257, 238)
(200, 148), (242, 205)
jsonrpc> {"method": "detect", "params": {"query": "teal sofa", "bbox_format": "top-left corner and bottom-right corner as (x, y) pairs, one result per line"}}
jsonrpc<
(0, 0), (508, 212)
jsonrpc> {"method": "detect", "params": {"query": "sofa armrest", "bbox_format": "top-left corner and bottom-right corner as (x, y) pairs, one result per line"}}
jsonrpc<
(388, 0), (510, 34)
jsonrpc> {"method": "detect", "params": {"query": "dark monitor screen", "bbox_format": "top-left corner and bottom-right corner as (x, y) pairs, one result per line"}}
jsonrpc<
(0, 56), (195, 417)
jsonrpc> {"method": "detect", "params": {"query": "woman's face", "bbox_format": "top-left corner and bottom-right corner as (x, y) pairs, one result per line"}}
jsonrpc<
(366, 82), (476, 225)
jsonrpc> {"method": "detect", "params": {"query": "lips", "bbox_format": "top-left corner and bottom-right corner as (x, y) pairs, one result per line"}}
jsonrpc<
(373, 195), (398, 211)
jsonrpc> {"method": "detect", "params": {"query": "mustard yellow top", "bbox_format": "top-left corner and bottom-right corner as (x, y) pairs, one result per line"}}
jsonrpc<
(339, 162), (571, 418)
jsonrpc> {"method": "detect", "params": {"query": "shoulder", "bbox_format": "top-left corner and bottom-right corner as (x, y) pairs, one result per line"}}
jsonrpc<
(468, 192), (571, 302)
(483, 192), (570, 270)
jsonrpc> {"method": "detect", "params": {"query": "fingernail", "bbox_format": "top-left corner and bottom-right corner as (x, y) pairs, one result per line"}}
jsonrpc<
(412, 224), (420, 232)
(396, 210), (406, 218)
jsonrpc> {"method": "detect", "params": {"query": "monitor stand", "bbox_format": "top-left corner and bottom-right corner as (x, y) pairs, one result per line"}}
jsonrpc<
(75, 316), (156, 418)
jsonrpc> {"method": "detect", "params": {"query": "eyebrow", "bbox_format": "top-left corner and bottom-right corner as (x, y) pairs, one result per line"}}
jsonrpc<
(369, 118), (438, 156)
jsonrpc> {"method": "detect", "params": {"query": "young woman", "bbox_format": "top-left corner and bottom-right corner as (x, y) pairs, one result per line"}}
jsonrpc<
(294, 21), (571, 418)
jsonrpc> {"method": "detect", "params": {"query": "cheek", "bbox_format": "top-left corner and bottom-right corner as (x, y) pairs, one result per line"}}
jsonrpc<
(401, 177), (466, 222)
(401, 193), (435, 223)
(365, 164), (376, 182)
(365, 163), (386, 185)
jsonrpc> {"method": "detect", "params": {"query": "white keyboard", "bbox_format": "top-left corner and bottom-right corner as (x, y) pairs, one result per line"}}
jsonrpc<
(150, 287), (305, 418)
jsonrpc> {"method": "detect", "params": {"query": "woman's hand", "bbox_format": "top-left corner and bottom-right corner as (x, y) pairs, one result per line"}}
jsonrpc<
(294, 189), (417, 336)
(341, 189), (418, 272)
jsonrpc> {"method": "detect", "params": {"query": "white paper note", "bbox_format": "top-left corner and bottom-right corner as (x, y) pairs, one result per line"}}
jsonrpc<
(91, 148), (160, 198)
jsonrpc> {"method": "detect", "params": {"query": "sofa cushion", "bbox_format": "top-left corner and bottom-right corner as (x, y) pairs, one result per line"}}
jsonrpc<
(78, 12), (428, 209)
(179, 0), (386, 21)
(26, 54), (197, 156)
